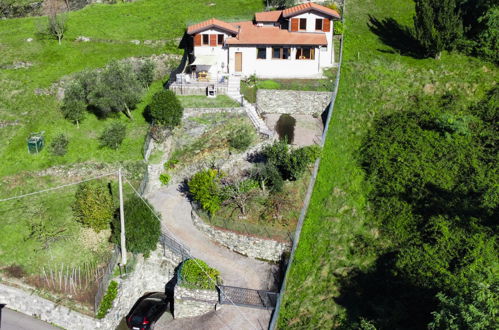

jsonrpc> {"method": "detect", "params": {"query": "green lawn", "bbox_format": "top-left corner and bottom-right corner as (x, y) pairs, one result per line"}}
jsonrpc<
(178, 95), (240, 108)
(278, 0), (498, 328)
(0, 0), (263, 178)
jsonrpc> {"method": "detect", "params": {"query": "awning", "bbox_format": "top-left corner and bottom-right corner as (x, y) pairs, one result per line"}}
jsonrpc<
(191, 55), (218, 66)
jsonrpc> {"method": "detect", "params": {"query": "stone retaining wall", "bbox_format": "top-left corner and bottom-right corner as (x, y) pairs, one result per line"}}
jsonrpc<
(191, 210), (291, 262)
(183, 107), (244, 118)
(256, 89), (331, 115)
(173, 285), (219, 318)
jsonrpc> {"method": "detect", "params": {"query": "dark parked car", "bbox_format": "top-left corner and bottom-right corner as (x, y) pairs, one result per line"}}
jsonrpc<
(126, 292), (171, 330)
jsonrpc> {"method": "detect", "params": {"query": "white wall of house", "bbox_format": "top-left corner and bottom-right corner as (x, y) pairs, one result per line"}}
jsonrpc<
(287, 12), (335, 66)
(228, 45), (322, 78)
(193, 28), (231, 74)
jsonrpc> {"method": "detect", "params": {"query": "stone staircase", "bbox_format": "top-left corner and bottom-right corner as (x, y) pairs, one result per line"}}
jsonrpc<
(227, 75), (274, 138)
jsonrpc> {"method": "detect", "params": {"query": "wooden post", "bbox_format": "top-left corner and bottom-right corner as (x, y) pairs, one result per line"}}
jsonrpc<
(118, 168), (127, 267)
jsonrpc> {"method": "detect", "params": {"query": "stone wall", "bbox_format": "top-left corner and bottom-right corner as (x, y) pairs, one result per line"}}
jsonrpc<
(0, 245), (182, 330)
(183, 107), (245, 118)
(173, 285), (219, 319)
(256, 89), (331, 115)
(191, 210), (291, 262)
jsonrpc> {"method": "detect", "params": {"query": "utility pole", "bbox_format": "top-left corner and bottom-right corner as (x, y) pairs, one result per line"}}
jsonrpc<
(118, 168), (127, 267)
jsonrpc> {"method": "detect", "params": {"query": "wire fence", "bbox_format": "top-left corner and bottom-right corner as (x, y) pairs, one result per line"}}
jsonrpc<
(268, 3), (347, 328)
(94, 245), (121, 313)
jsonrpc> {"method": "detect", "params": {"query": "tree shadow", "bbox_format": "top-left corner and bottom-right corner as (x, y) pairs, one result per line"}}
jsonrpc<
(367, 15), (425, 59)
(335, 253), (436, 329)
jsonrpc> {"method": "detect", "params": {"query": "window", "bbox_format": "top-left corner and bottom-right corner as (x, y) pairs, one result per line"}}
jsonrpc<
(257, 48), (267, 59)
(202, 34), (209, 45)
(299, 18), (307, 30)
(272, 47), (289, 59)
(217, 34), (224, 45)
(315, 19), (323, 31)
(296, 47), (315, 60)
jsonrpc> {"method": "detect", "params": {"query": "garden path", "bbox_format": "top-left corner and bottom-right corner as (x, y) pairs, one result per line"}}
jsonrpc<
(146, 184), (277, 290)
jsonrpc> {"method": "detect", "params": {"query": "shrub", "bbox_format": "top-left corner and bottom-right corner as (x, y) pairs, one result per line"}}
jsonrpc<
(96, 281), (118, 319)
(150, 89), (183, 128)
(228, 126), (255, 151)
(251, 163), (284, 192)
(159, 173), (170, 185)
(99, 122), (126, 149)
(164, 158), (178, 170)
(334, 21), (345, 35)
(137, 60), (155, 87)
(258, 80), (281, 90)
(326, 1), (342, 14)
(111, 195), (160, 257)
(61, 81), (86, 126)
(262, 141), (319, 181)
(180, 258), (221, 290)
(73, 181), (114, 232)
(188, 169), (222, 215)
(50, 134), (69, 156)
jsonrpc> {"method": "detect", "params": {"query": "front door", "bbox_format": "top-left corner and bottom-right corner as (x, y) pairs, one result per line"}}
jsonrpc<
(235, 52), (242, 72)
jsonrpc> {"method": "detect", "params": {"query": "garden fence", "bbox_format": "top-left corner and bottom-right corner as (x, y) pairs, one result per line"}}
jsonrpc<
(160, 231), (190, 261)
(268, 2), (347, 328)
(94, 245), (120, 313)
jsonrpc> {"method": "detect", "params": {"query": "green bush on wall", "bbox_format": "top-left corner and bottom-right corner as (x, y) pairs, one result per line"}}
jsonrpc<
(334, 21), (344, 35)
(180, 258), (221, 290)
(96, 280), (118, 319)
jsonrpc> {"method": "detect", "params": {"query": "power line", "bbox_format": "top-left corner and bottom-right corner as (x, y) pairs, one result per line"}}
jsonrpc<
(0, 171), (117, 203)
(124, 179), (258, 329)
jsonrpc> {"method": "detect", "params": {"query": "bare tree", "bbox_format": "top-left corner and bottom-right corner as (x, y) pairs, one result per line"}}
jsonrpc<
(39, 0), (68, 45)
(221, 180), (259, 216)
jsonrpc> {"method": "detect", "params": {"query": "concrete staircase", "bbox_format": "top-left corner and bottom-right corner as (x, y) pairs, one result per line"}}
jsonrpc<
(227, 75), (274, 138)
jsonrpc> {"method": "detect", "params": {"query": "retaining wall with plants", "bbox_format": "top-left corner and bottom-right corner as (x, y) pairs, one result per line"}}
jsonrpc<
(256, 89), (331, 116)
(183, 107), (245, 118)
(191, 210), (291, 262)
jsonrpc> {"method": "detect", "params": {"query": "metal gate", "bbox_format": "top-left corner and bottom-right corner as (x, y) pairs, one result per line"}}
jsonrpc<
(218, 285), (278, 310)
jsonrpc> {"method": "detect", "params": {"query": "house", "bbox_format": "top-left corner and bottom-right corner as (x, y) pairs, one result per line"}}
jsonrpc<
(185, 2), (341, 79)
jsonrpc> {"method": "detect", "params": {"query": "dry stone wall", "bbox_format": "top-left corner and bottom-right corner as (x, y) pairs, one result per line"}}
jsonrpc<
(256, 89), (331, 115)
(183, 107), (244, 118)
(173, 285), (219, 319)
(191, 210), (291, 262)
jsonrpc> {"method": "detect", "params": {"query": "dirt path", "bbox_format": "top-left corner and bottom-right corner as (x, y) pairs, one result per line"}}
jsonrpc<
(146, 184), (277, 290)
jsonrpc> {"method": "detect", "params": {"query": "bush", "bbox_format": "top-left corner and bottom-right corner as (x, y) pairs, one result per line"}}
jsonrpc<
(228, 125), (255, 151)
(188, 169), (222, 215)
(61, 81), (86, 126)
(262, 141), (319, 181)
(99, 122), (126, 149)
(150, 89), (183, 128)
(137, 60), (155, 87)
(334, 21), (345, 35)
(50, 134), (69, 156)
(159, 173), (170, 185)
(164, 158), (178, 170)
(111, 195), (160, 257)
(96, 281), (118, 319)
(251, 163), (284, 192)
(73, 181), (114, 232)
(180, 258), (221, 290)
(258, 80), (281, 90)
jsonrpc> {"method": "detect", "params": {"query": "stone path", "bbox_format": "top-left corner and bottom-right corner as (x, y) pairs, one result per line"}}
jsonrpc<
(146, 184), (277, 290)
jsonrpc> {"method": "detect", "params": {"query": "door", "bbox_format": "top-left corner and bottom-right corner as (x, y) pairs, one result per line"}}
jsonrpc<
(235, 52), (242, 72)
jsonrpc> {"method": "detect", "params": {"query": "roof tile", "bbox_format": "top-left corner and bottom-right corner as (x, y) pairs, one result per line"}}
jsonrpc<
(282, 2), (340, 19)
(187, 18), (239, 35)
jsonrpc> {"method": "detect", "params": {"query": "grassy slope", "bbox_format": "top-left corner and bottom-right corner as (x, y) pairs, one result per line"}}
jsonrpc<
(279, 0), (498, 328)
(0, 0), (262, 178)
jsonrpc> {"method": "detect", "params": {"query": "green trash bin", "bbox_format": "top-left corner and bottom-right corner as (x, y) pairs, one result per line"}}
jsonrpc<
(27, 133), (44, 154)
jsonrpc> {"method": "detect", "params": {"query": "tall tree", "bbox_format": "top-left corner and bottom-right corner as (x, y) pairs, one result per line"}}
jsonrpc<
(88, 61), (143, 119)
(414, 0), (463, 58)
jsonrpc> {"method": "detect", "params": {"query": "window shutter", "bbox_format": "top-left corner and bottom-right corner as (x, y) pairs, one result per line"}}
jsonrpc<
(323, 19), (331, 32)
(210, 34), (217, 46)
(291, 18), (299, 32)
(194, 34), (201, 46)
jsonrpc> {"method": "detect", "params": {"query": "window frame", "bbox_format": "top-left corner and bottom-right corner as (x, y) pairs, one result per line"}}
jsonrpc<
(257, 47), (267, 60)
(217, 34), (224, 45)
(315, 18), (323, 31)
(272, 47), (290, 60)
(295, 47), (315, 60)
(202, 34), (209, 45)
(299, 18), (307, 31)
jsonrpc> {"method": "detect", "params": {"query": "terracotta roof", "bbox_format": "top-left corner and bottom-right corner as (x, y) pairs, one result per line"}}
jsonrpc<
(226, 21), (327, 46)
(187, 18), (239, 35)
(282, 3), (341, 19)
(254, 10), (282, 22)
